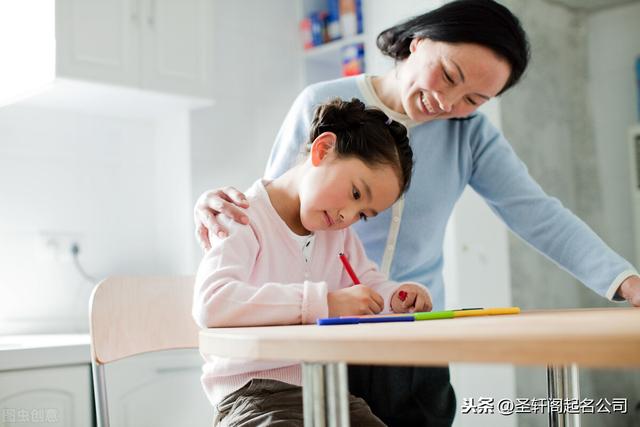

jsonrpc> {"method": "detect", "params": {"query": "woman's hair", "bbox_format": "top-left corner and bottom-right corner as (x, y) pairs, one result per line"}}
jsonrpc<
(308, 97), (413, 195)
(376, 0), (530, 95)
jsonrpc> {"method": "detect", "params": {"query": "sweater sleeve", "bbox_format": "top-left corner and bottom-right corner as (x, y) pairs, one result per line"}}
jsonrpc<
(192, 216), (329, 328)
(468, 116), (637, 301)
(341, 228), (402, 313)
(264, 86), (317, 180)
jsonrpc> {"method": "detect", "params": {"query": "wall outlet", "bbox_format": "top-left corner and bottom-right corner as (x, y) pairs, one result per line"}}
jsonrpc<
(35, 231), (84, 263)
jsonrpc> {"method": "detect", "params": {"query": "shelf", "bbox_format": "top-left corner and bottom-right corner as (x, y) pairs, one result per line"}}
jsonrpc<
(303, 34), (366, 62)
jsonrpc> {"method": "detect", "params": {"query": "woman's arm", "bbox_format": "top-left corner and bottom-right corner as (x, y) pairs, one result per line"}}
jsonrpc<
(468, 116), (639, 305)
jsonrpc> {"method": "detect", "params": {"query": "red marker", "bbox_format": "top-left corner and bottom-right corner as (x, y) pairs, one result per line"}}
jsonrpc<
(398, 290), (407, 301)
(339, 252), (361, 285)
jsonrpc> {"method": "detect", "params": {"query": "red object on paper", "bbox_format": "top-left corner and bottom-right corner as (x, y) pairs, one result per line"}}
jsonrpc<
(339, 252), (361, 285)
(398, 290), (407, 301)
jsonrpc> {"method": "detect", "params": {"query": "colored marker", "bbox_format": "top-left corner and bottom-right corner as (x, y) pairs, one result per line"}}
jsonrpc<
(339, 252), (360, 285)
(318, 315), (414, 325)
(321, 307), (520, 326)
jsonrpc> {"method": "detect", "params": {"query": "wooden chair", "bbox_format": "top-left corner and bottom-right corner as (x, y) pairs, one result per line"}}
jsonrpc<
(89, 276), (199, 427)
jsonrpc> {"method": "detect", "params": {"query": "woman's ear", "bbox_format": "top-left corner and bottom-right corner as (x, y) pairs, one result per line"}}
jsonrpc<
(409, 37), (421, 54)
(310, 132), (337, 166)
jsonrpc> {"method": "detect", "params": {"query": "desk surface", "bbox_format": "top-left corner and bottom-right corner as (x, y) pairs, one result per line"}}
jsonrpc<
(199, 308), (640, 368)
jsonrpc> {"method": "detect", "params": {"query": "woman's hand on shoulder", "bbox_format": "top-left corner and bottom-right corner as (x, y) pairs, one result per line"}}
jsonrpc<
(194, 186), (250, 250)
(619, 275), (640, 307)
(391, 283), (432, 313)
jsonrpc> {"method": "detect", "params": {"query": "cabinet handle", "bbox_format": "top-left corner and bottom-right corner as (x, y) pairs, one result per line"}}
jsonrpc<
(147, 0), (156, 28)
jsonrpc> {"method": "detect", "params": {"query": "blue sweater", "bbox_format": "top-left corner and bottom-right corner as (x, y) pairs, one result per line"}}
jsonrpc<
(265, 75), (635, 311)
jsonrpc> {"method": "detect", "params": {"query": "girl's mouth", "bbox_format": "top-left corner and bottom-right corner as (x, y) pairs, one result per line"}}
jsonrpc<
(323, 211), (334, 227)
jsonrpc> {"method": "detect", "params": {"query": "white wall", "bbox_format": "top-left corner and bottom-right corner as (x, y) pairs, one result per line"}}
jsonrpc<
(0, 105), (168, 333)
(588, 1), (640, 266)
(189, 0), (303, 269)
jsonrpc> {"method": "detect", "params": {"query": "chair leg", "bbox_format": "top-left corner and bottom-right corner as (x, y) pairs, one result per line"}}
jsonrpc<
(92, 361), (110, 427)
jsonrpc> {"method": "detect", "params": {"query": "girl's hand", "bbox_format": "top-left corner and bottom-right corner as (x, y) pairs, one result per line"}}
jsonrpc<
(618, 276), (640, 307)
(327, 286), (384, 317)
(194, 187), (250, 250)
(391, 283), (432, 313)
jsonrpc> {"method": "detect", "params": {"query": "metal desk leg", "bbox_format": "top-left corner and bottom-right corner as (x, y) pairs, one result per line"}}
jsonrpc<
(547, 364), (580, 427)
(302, 362), (350, 427)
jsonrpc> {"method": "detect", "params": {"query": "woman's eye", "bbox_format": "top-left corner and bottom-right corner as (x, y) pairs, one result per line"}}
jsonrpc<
(442, 67), (454, 84)
(359, 213), (368, 222)
(352, 187), (360, 200)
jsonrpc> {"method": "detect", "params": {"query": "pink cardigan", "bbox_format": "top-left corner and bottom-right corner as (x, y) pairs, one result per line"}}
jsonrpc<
(192, 180), (403, 406)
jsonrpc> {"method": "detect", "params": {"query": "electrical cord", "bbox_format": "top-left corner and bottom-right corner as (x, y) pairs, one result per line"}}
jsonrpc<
(71, 243), (97, 283)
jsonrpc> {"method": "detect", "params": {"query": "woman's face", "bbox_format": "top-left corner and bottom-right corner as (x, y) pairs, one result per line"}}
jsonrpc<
(398, 38), (511, 122)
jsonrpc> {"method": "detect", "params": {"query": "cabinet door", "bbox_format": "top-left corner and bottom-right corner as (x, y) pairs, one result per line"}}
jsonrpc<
(56, 0), (139, 86)
(105, 349), (212, 427)
(0, 365), (93, 427)
(140, 0), (213, 97)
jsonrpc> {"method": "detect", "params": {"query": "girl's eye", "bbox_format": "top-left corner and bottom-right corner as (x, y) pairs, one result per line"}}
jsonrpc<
(465, 96), (477, 106)
(359, 213), (368, 222)
(352, 186), (360, 200)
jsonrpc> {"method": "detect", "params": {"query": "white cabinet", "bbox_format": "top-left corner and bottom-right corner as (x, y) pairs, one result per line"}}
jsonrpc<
(56, 0), (214, 97)
(104, 349), (212, 427)
(0, 365), (93, 426)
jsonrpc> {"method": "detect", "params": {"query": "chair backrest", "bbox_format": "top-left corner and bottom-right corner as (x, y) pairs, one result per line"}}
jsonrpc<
(89, 276), (199, 365)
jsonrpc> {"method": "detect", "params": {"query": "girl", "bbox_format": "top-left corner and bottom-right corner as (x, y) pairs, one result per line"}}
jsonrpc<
(192, 98), (430, 426)
(195, 1), (640, 425)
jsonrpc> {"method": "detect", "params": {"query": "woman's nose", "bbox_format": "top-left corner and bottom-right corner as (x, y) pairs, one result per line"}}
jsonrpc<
(432, 92), (453, 113)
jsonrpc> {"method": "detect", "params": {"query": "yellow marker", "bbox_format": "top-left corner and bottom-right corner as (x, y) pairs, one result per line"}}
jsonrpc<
(453, 307), (520, 318)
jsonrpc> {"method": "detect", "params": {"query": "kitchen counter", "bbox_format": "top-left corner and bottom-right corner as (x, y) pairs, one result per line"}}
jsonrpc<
(0, 334), (90, 371)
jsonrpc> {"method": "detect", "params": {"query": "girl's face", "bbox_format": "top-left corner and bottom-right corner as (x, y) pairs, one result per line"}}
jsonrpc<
(298, 134), (401, 232)
(398, 38), (511, 122)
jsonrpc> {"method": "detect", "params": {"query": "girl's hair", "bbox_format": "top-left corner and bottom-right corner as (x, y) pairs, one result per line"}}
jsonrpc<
(376, 0), (530, 95)
(308, 98), (413, 195)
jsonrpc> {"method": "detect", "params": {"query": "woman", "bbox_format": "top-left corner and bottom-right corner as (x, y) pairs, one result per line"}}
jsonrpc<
(194, 0), (640, 425)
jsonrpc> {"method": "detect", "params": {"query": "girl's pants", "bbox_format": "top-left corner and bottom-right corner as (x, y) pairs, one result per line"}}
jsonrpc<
(213, 378), (386, 427)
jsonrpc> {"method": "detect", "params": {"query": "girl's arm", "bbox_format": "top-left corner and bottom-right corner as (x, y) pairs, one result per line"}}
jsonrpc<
(192, 217), (328, 328)
(341, 228), (431, 313)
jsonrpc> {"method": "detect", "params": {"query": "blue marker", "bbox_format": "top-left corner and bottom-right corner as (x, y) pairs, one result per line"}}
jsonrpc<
(317, 315), (414, 326)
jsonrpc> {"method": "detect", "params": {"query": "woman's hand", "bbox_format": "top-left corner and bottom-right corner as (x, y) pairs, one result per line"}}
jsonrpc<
(327, 286), (384, 317)
(194, 187), (250, 250)
(391, 283), (432, 313)
(618, 275), (640, 307)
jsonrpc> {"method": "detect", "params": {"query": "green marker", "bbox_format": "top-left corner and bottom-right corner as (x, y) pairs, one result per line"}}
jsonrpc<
(414, 310), (455, 320)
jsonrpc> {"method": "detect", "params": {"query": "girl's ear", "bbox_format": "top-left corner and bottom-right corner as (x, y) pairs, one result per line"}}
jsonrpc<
(310, 132), (337, 166)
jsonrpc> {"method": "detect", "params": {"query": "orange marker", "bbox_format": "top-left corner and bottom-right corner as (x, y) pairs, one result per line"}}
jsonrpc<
(339, 252), (360, 285)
